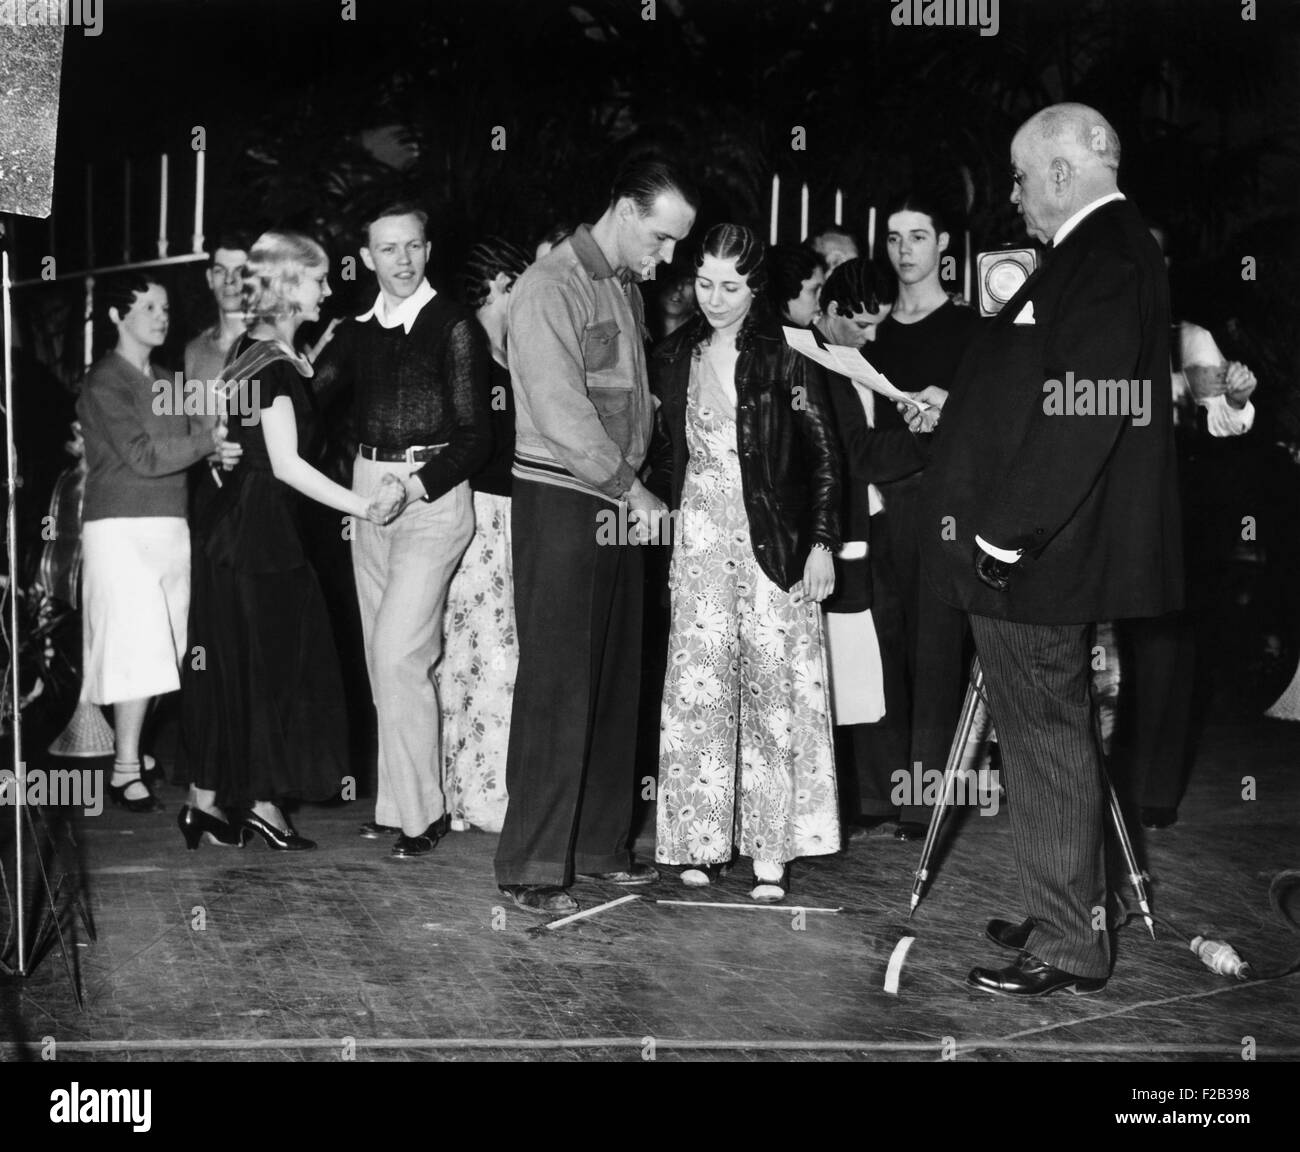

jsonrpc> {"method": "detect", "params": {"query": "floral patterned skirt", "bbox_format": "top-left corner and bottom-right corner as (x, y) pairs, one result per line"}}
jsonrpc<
(437, 491), (516, 832)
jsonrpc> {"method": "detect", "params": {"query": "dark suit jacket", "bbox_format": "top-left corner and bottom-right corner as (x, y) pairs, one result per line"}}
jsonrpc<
(821, 371), (873, 613)
(920, 198), (1183, 624)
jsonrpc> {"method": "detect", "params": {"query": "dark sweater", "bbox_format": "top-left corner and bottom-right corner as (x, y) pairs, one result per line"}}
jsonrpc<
(865, 300), (983, 480)
(78, 351), (215, 521)
(472, 360), (515, 497)
(312, 294), (491, 502)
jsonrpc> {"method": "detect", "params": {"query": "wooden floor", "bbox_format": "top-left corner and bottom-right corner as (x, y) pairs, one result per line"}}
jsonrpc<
(2, 716), (1297, 1063)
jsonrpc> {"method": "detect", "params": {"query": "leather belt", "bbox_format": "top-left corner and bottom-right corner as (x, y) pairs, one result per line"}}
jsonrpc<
(357, 442), (446, 464)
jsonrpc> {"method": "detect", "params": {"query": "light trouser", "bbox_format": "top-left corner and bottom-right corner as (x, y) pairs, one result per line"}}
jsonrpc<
(351, 455), (473, 836)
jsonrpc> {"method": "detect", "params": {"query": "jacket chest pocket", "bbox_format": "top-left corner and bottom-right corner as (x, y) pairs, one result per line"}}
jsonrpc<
(584, 319), (621, 373)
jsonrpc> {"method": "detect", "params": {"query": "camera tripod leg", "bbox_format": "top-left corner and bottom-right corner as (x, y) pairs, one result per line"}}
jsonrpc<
(909, 657), (984, 917)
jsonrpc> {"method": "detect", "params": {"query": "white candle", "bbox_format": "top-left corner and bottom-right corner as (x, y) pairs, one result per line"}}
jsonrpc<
(83, 275), (94, 372)
(84, 165), (93, 266)
(964, 230), (972, 302)
(192, 148), (205, 254)
(158, 153), (169, 258)
(867, 206), (876, 259)
(799, 182), (809, 242)
(834, 189), (843, 227)
(769, 174), (779, 245)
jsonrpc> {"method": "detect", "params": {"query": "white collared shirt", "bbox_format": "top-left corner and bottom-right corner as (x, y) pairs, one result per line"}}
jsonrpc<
(356, 278), (437, 333)
(1053, 191), (1126, 248)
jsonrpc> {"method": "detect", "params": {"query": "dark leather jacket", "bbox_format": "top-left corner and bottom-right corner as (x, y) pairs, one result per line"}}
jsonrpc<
(645, 314), (842, 592)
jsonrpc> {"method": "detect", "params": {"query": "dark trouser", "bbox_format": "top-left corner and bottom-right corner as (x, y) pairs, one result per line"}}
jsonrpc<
(901, 582), (972, 823)
(1116, 613), (1196, 810)
(840, 511), (910, 818)
(879, 480), (973, 824)
(494, 481), (642, 887)
(969, 615), (1110, 979)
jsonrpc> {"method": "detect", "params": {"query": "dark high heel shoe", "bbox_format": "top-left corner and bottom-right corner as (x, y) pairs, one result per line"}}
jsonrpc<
(107, 766), (163, 814)
(241, 811), (316, 851)
(177, 805), (247, 849)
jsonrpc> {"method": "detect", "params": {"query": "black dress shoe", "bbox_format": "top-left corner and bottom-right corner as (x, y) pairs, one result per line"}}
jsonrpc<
(967, 952), (1107, 997)
(107, 777), (163, 814)
(241, 812), (317, 851)
(178, 805), (247, 849)
(498, 885), (578, 916)
(359, 820), (401, 839)
(577, 862), (659, 885)
(1140, 806), (1178, 829)
(986, 916), (1034, 951)
(894, 821), (927, 842)
(391, 814), (451, 858)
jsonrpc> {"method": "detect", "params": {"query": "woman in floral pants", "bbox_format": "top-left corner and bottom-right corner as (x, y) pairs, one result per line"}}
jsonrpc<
(647, 223), (844, 901)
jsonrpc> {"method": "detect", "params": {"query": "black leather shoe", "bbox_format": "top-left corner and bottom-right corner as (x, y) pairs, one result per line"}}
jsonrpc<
(577, 863), (659, 885)
(359, 820), (401, 839)
(241, 812), (317, 851)
(178, 805), (247, 849)
(107, 777), (163, 814)
(391, 814), (451, 858)
(894, 821), (927, 842)
(967, 952), (1107, 997)
(986, 916), (1033, 951)
(498, 885), (578, 916)
(1140, 806), (1178, 829)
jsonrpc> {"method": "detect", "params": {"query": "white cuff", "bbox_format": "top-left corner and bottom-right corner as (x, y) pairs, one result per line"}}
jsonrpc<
(1203, 394), (1255, 437)
(975, 534), (1022, 563)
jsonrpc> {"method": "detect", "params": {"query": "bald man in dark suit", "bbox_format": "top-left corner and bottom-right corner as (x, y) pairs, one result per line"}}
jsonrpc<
(918, 104), (1182, 996)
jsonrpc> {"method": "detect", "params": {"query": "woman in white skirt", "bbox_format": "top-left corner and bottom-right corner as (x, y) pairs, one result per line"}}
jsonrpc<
(438, 237), (531, 832)
(76, 274), (240, 812)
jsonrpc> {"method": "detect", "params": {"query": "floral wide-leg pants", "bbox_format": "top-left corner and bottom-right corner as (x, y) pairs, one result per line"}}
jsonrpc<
(655, 399), (840, 869)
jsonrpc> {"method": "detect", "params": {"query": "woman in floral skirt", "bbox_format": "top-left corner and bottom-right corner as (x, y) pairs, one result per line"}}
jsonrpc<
(438, 238), (532, 832)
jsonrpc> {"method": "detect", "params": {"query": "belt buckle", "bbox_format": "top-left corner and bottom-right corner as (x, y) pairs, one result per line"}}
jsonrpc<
(404, 445), (418, 465)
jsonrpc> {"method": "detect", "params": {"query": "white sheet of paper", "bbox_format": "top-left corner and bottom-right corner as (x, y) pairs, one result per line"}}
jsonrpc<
(783, 326), (929, 411)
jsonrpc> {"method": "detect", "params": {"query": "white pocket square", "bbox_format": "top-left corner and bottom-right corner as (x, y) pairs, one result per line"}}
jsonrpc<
(1012, 301), (1036, 325)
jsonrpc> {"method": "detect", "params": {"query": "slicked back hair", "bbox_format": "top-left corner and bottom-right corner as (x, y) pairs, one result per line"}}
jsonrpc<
(609, 157), (700, 216)
(208, 232), (253, 263)
(362, 201), (430, 247)
(884, 192), (950, 242)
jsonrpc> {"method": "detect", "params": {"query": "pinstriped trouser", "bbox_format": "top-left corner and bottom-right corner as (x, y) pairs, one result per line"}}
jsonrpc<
(968, 614), (1111, 979)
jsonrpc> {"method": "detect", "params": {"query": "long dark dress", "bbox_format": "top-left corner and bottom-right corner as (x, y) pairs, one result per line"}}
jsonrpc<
(179, 335), (347, 808)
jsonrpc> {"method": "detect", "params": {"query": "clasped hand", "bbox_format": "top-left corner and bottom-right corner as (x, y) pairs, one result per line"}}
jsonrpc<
(365, 473), (408, 525)
(1223, 361), (1257, 408)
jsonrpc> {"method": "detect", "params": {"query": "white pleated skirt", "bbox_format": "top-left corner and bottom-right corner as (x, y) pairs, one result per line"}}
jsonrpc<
(80, 517), (190, 705)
